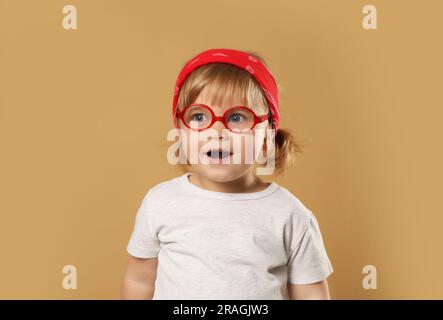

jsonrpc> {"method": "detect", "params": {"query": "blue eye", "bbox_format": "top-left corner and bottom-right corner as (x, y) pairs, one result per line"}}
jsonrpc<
(228, 113), (245, 123)
(191, 113), (207, 122)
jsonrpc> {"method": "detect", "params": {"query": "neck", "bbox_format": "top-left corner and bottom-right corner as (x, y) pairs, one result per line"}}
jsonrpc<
(188, 170), (270, 193)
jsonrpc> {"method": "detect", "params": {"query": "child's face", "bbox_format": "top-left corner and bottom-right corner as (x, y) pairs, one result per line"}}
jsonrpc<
(177, 84), (269, 183)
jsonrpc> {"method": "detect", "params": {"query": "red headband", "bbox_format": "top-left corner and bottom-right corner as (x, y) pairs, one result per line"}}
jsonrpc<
(172, 48), (280, 132)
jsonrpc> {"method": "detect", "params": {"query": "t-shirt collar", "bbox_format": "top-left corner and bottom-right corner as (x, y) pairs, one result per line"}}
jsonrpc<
(179, 172), (279, 200)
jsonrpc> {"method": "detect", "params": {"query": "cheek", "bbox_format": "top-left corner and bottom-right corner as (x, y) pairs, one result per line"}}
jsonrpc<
(253, 129), (266, 152)
(229, 134), (255, 163)
(179, 130), (209, 160)
(178, 130), (191, 156)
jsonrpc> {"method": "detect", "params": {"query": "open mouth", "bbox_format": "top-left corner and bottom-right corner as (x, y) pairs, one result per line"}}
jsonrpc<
(205, 149), (233, 159)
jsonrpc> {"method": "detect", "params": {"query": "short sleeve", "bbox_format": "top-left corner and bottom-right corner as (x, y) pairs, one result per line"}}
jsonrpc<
(126, 189), (161, 258)
(287, 213), (333, 285)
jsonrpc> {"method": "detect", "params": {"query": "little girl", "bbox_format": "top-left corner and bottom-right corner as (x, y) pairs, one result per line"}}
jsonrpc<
(121, 48), (333, 300)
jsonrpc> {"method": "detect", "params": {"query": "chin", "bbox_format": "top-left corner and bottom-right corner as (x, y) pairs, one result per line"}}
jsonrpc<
(197, 165), (251, 183)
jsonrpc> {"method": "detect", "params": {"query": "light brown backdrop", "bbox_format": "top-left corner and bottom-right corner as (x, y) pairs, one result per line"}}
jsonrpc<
(1, 0), (442, 299)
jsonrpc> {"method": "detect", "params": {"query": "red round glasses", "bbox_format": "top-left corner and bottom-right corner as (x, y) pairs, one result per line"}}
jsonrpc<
(176, 103), (270, 133)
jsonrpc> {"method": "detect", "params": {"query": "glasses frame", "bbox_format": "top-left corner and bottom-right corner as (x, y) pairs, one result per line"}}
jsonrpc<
(176, 103), (270, 133)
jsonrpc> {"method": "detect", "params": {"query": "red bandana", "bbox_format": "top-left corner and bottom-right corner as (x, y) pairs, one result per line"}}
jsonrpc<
(172, 48), (280, 132)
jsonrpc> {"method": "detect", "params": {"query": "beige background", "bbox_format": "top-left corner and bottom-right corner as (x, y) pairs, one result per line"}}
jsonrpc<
(1, 0), (442, 299)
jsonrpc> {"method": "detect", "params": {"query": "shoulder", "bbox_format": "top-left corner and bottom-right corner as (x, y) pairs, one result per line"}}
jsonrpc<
(272, 184), (316, 225)
(140, 175), (184, 205)
(134, 175), (185, 222)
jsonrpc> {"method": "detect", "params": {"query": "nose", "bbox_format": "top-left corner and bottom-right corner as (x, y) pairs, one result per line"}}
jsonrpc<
(210, 119), (229, 140)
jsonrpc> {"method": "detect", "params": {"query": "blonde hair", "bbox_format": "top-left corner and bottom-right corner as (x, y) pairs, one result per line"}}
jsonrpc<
(174, 50), (304, 176)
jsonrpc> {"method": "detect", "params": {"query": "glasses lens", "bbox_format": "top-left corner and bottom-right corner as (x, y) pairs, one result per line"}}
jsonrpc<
(225, 107), (255, 132)
(183, 105), (212, 130)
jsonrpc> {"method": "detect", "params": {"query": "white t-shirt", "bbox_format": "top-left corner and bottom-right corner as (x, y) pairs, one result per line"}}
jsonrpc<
(126, 172), (333, 300)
